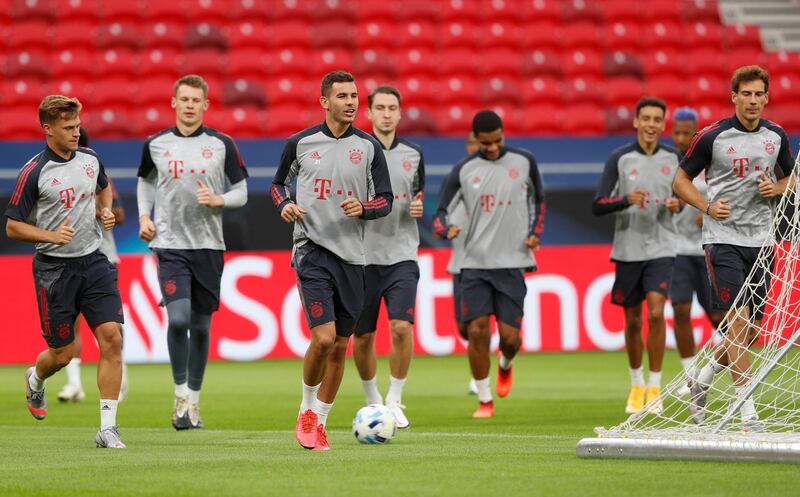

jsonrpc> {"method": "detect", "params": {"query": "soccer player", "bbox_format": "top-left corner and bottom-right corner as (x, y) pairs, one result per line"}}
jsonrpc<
(674, 66), (794, 426)
(592, 97), (682, 414)
(5, 95), (125, 448)
(669, 108), (724, 395)
(271, 70), (392, 450)
(352, 85), (424, 428)
(434, 110), (545, 418)
(137, 74), (249, 430)
(57, 128), (130, 403)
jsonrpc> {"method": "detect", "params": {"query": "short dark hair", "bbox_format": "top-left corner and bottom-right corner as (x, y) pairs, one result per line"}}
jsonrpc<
(174, 74), (209, 97)
(731, 65), (769, 93)
(368, 85), (401, 108)
(78, 127), (90, 147)
(472, 110), (503, 134)
(321, 70), (355, 97)
(38, 95), (81, 125)
(635, 97), (667, 117)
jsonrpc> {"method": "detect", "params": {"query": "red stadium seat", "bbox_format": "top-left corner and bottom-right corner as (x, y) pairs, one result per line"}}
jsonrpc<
(519, 103), (564, 134)
(50, 49), (94, 79)
(562, 76), (605, 104)
(439, 48), (480, 77)
(605, 105), (635, 134)
(5, 21), (51, 51)
(478, 76), (523, 105)
(603, 51), (643, 78)
(685, 49), (728, 78)
(354, 0), (396, 21)
(521, 0), (560, 22)
(722, 24), (763, 50)
(560, 0), (602, 22)
(1, 79), (45, 109)
(5, 50), (50, 80)
(641, 21), (683, 51)
(94, 49), (139, 77)
(264, 104), (315, 137)
(521, 75), (562, 104)
(53, 0), (100, 21)
(695, 103), (730, 127)
(226, 48), (269, 80)
(185, 0), (230, 23)
(270, 20), (312, 49)
(562, 22), (601, 49)
(480, 0), (521, 22)
(397, 106), (438, 134)
(142, 0), (188, 22)
(356, 20), (397, 51)
(605, 77), (645, 108)
(395, 76), (441, 107)
(222, 79), (267, 107)
(353, 49), (397, 79)
(770, 74), (800, 105)
(441, 0), (479, 21)
(46, 78), (90, 101)
(440, 21), (478, 48)
(396, 20), (438, 48)
(136, 77), (178, 106)
(439, 76), (479, 104)
(312, 20), (357, 50)
(52, 21), (99, 51)
(86, 109), (132, 138)
(435, 103), (479, 135)
(489, 105), (525, 135)
(133, 106), (174, 137)
(519, 21), (563, 50)
(725, 49), (767, 75)
(99, 0), (143, 22)
(311, 0), (356, 21)
(688, 75), (728, 105)
(604, 21), (642, 51)
(186, 23), (228, 51)
(520, 49), (563, 77)
(181, 49), (226, 78)
(478, 21), (521, 49)
(262, 77), (314, 107)
(142, 21), (185, 51)
(10, 0), (53, 20)
(642, 48), (685, 77)
(139, 48), (182, 79)
(683, 0), (720, 21)
(563, 104), (606, 135)
(228, 0), (270, 21)
(766, 51), (800, 77)
(479, 48), (522, 76)
(642, 2), (681, 22)
(97, 22), (143, 50)
(227, 21), (269, 50)
(271, 0), (313, 21)
(268, 47), (313, 77)
(86, 77), (137, 110)
(562, 49), (603, 77)
(395, 47), (439, 77)
(307, 48), (354, 78)
(600, 1), (642, 22)
(765, 106), (800, 132)
(0, 109), (45, 139)
(646, 75), (685, 108)
(684, 21), (722, 50)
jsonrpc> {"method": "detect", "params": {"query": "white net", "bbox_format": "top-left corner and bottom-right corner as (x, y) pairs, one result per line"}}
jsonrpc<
(597, 150), (800, 445)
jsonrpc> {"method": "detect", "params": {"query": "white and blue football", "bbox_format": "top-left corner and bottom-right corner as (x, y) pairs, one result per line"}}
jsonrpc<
(352, 404), (396, 444)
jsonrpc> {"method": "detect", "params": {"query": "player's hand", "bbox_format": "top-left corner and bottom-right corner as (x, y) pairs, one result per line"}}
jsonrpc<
(665, 197), (680, 214)
(139, 215), (156, 242)
(280, 203), (306, 223)
(409, 192), (424, 218)
(758, 173), (781, 198)
(341, 198), (363, 218)
(525, 235), (540, 251)
(52, 217), (75, 245)
(446, 225), (461, 240)
(695, 212), (703, 228)
(100, 207), (115, 231)
(708, 199), (731, 220)
(196, 179), (223, 207)
(627, 190), (646, 207)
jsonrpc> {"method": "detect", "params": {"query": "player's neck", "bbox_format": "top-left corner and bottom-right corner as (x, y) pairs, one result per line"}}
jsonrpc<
(325, 117), (351, 138)
(46, 140), (73, 161)
(735, 111), (760, 131)
(637, 137), (658, 155)
(374, 129), (396, 150)
(176, 120), (203, 137)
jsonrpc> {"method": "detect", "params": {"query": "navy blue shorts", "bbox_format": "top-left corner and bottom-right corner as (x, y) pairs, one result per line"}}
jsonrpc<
(32, 251), (124, 349)
(356, 261), (419, 335)
(611, 257), (674, 307)
(452, 273), (463, 324)
(705, 244), (770, 317)
(154, 249), (224, 313)
(293, 241), (365, 337)
(459, 268), (527, 328)
(670, 255), (713, 315)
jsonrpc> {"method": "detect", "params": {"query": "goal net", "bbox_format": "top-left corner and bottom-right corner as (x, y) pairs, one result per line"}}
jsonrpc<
(578, 150), (800, 463)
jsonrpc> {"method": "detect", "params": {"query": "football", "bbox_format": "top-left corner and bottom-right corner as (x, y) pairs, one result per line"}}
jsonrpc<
(352, 404), (397, 444)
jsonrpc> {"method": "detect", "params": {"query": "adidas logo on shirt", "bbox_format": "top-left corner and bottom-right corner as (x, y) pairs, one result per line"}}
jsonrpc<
(51, 178), (61, 186)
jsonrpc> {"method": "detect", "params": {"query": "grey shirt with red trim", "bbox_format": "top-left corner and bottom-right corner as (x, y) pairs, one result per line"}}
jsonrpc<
(674, 174), (707, 257)
(137, 126), (249, 251)
(593, 142), (682, 262)
(680, 115), (795, 248)
(271, 122), (393, 266)
(434, 147), (545, 270)
(5, 146), (109, 257)
(364, 136), (424, 266)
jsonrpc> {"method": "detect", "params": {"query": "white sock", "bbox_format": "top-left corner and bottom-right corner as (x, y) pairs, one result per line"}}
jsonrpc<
(475, 377), (492, 403)
(499, 353), (514, 370)
(647, 371), (662, 388)
(680, 356), (694, 374)
(629, 367), (645, 387)
(188, 388), (200, 405)
(735, 386), (758, 420)
(29, 369), (45, 391)
(469, 378), (478, 393)
(300, 381), (320, 413)
(361, 377), (383, 405)
(386, 375), (406, 404)
(65, 358), (82, 388)
(174, 382), (189, 398)
(313, 398), (333, 427)
(697, 358), (722, 387)
(100, 399), (118, 430)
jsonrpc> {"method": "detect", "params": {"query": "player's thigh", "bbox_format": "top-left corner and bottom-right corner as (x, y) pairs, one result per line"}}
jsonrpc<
(154, 249), (193, 305)
(669, 255), (694, 305)
(452, 273), (464, 324)
(32, 255), (82, 349)
(460, 269), (494, 322)
(293, 245), (337, 332)
(612, 260), (646, 307)
(491, 268), (526, 329)
(189, 249), (225, 314)
(641, 257), (674, 298)
(80, 252), (125, 329)
(329, 256), (365, 338)
(355, 264), (386, 335)
(382, 261), (419, 323)
(706, 244), (748, 312)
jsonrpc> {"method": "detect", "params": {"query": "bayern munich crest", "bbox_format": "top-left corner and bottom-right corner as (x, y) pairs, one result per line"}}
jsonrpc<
(661, 165), (671, 175)
(508, 167), (519, 179)
(201, 146), (214, 159)
(84, 164), (95, 178)
(764, 140), (776, 155)
(164, 279), (177, 296)
(349, 149), (363, 164)
(402, 159), (413, 171)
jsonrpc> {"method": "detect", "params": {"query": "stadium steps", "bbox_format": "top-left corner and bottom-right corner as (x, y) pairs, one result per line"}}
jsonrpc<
(719, 0), (800, 50)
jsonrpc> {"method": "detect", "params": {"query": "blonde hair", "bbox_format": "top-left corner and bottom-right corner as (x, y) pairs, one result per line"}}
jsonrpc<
(38, 95), (81, 125)
(174, 74), (209, 97)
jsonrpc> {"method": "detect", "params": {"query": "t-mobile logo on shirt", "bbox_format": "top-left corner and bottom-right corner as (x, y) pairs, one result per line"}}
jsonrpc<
(313, 178), (353, 200)
(59, 187), (76, 208)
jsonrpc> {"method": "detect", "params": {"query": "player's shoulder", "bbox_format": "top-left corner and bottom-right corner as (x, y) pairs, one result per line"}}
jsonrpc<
(203, 126), (239, 147)
(286, 123), (324, 146)
(143, 127), (175, 146)
(504, 145), (537, 164)
(760, 118), (789, 138)
(657, 143), (682, 161)
(76, 146), (101, 161)
(696, 117), (731, 142)
(396, 137), (424, 155)
(608, 142), (639, 162)
(19, 150), (49, 174)
(453, 151), (481, 174)
(351, 126), (383, 152)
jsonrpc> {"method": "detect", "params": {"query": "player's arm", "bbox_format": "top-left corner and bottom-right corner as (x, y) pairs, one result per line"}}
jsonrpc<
(592, 152), (632, 215)
(136, 141), (157, 240)
(5, 160), (75, 244)
(674, 130), (730, 220)
(216, 134), (249, 208)
(359, 142), (393, 220)
(433, 164), (463, 240)
(97, 184), (115, 231)
(272, 136), (305, 223)
(760, 131), (797, 197)
(526, 155), (545, 250)
(109, 177), (125, 224)
(6, 218), (75, 245)
(409, 150), (426, 219)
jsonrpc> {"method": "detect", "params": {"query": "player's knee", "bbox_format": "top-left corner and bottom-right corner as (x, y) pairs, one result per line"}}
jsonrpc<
(97, 325), (123, 354)
(457, 322), (468, 340)
(168, 314), (190, 332)
(311, 332), (336, 354)
(467, 320), (490, 342)
(647, 305), (665, 323)
(353, 333), (374, 350)
(389, 320), (412, 341)
(53, 348), (73, 368)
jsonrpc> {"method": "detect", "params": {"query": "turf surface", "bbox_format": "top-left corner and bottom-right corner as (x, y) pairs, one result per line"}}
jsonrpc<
(1, 352), (797, 497)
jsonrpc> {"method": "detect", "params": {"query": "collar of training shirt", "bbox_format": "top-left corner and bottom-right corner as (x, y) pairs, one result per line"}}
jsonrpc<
(171, 125), (206, 138)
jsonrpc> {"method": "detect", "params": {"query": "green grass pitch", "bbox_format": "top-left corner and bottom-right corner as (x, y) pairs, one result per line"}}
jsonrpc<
(1, 352), (797, 497)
